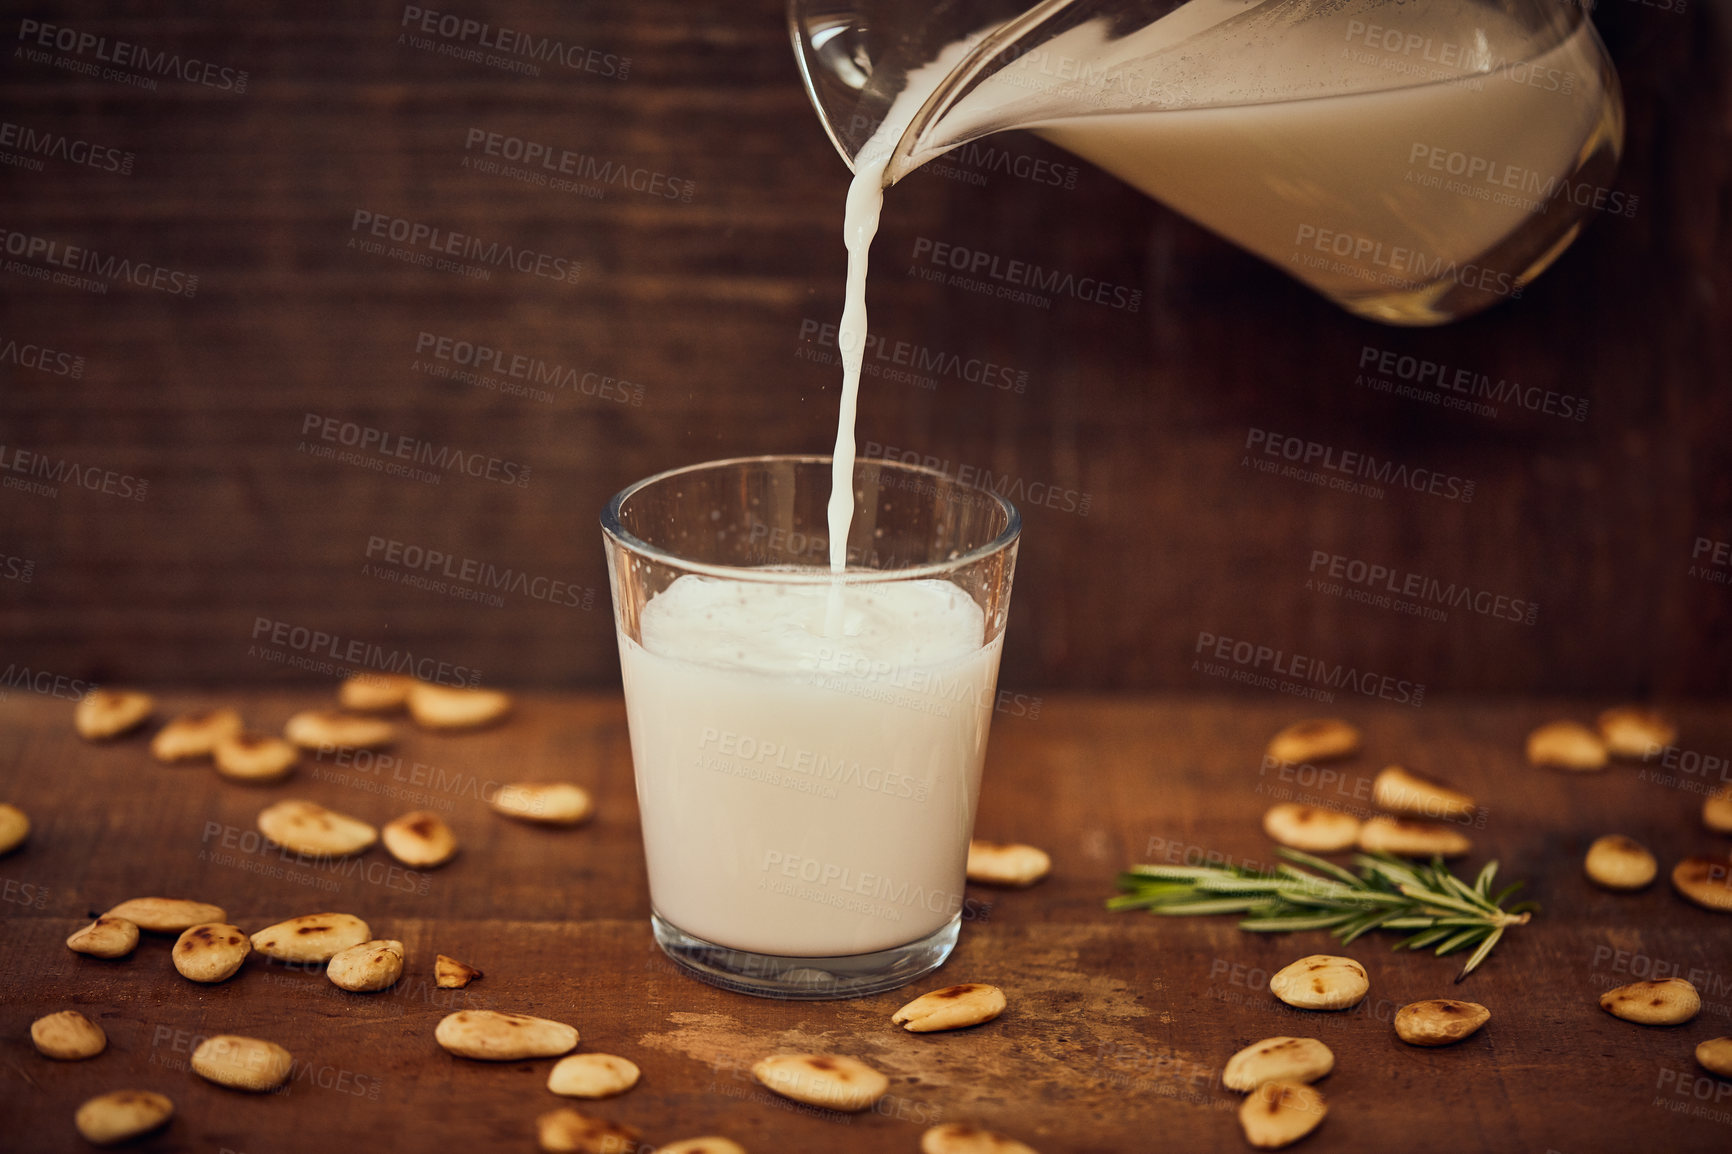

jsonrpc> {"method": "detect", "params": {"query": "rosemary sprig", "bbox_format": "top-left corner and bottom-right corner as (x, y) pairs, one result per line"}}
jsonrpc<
(1109, 849), (1536, 981)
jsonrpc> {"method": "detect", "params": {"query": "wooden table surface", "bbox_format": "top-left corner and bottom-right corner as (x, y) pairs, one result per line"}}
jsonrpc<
(2, 690), (1730, 1152)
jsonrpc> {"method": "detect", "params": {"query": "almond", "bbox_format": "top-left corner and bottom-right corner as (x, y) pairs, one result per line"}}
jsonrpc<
(0, 803), (28, 856)
(328, 938), (405, 992)
(491, 782), (594, 827)
(1672, 854), (1732, 912)
(1600, 978), (1701, 1025)
(339, 673), (416, 712)
(1356, 815), (1470, 858)
(1238, 1081), (1326, 1149)
(103, 897), (226, 934)
(921, 1124), (1040, 1154)
(191, 1034), (294, 1091)
(257, 799), (377, 857)
(1704, 786), (1732, 834)
(150, 708), (242, 762)
(381, 810), (458, 868)
(213, 732), (299, 782)
(436, 1010), (579, 1060)
(892, 983), (1006, 1033)
(752, 1053), (889, 1112)
(1696, 1036), (1732, 1077)
(75, 689), (155, 740)
(1394, 999), (1490, 1046)
(1269, 955), (1369, 1011)
(283, 710), (395, 750)
(435, 953), (483, 988)
(1267, 719), (1360, 764)
(965, 840), (1050, 887)
(172, 923), (251, 983)
(408, 682), (512, 731)
(1526, 720), (1606, 771)
(1372, 765), (1474, 820)
(1597, 706), (1676, 760)
(1222, 1037), (1334, 1092)
(31, 1010), (107, 1060)
(74, 1090), (173, 1145)
(547, 1053), (641, 1099)
(1584, 835), (1657, 890)
(1261, 804), (1359, 853)
(250, 912), (372, 963)
(536, 1107), (640, 1154)
(67, 916), (140, 959)
(653, 1141), (747, 1154)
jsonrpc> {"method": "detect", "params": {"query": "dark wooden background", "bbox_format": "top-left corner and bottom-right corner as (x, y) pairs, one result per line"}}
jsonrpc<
(1, 0), (1728, 695)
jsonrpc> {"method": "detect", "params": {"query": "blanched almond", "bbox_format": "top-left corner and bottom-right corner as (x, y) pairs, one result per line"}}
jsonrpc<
(436, 1010), (578, 1060)
(1269, 955), (1369, 1011)
(752, 1053), (889, 1112)
(435, 953), (483, 988)
(1238, 1081), (1326, 1149)
(966, 840), (1050, 887)
(382, 810), (458, 867)
(284, 710), (395, 750)
(150, 708), (242, 762)
(1525, 720), (1606, 771)
(409, 682), (512, 731)
(339, 673), (416, 712)
(892, 983), (1006, 1033)
(1222, 1037), (1334, 1091)
(74, 1090), (173, 1145)
(75, 689), (155, 740)
(921, 1123), (1040, 1154)
(1357, 815), (1470, 858)
(1584, 835), (1657, 890)
(654, 1141), (747, 1154)
(31, 1010), (106, 1060)
(536, 1107), (640, 1154)
(213, 732), (298, 782)
(1696, 1036), (1732, 1077)
(1372, 765), (1474, 820)
(1267, 719), (1360, 764)
(250, 913), (372, 963)
(1394, 999), (1490, 1046)
(491, 782), (593, 827)
(67, 916), (139, 959)
(257, 799), (377, 857)
(1597, 706), (1676, 760)
(191, 1034), (293, 1091)
(0, 803), (28, 855)
(328, 939), (405, 992)
(172, 923), (250, 983)
(1261, 804), (1359, 853)
(104, 897), (226, 934)
(1704, 786), (1732, 834)
(1672, 854), (1732, 912)
(547, 1053), (641, 1098)
(1600, 978), (1700, 1025)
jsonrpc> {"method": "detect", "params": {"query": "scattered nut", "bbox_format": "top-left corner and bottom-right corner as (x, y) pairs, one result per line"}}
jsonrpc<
(435, 1010), (579, 1060)
(31, 1010), (107, 1060)
(965, 840), (1051, 887)
(547, 1053), (641, 1099)
(1238, 1080), (1327, 1149)
(213, 733), (299, 782)
(172, 923), (251, 983)
(284, 710), (395, 750)
(382, 811), (458, 868)
(1584, 835), (1657, 890)
(1269, 955), (1369, 1011)
(1372, 765), (1475, 820)
(1597, 706), (1676, 760)
(409, 682), (513, 731)
(257, 799), (377, 857)
(250, 913), (372, 963)
(536, 1107), (641, 1154)
(1261, 804), (1359, 853)
(1601, 978), (1701, 1025)
(921, 1123), (1040, 1154)
(339, 673), (417, 712)
(1696, 1037), (1732, 1077)
(892, 983), (1007, 1033)
(1222, 1037), (1334, 1091)
(435, 953), (483, 988)
(1267, 719), (1360, 765)
(1704, 786), (1732, 834)
(150, 708), (243, 762)
(653, 1141), (747, 1154)
(1672, 855), (1732, 912)
(328, 939), (405, 992)
(74, 1090), (173, 1146)
(67, 916), (140, 959)
(103, 897), (226, 934)
(1394, 999), (1490, 1046)
(752, 1053), (889, 1112)
(1526, 720), (1607, 771)
(490, 782), (594, 827)
(75, 689), (155, 740)
(0, 803), (28, 856)
(190, 1034), (294, 1092)
(1356, 815), (1470, 858)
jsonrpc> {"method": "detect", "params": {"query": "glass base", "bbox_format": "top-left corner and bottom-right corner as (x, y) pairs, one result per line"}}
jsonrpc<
(651, 912), (960, 1000)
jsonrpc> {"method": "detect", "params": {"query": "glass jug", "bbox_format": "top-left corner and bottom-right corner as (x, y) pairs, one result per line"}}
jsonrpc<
(790, 0), (1624, 325)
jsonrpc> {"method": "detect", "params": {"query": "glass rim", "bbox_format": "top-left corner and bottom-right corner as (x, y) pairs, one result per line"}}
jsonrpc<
(600, 453), (1022, 584)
